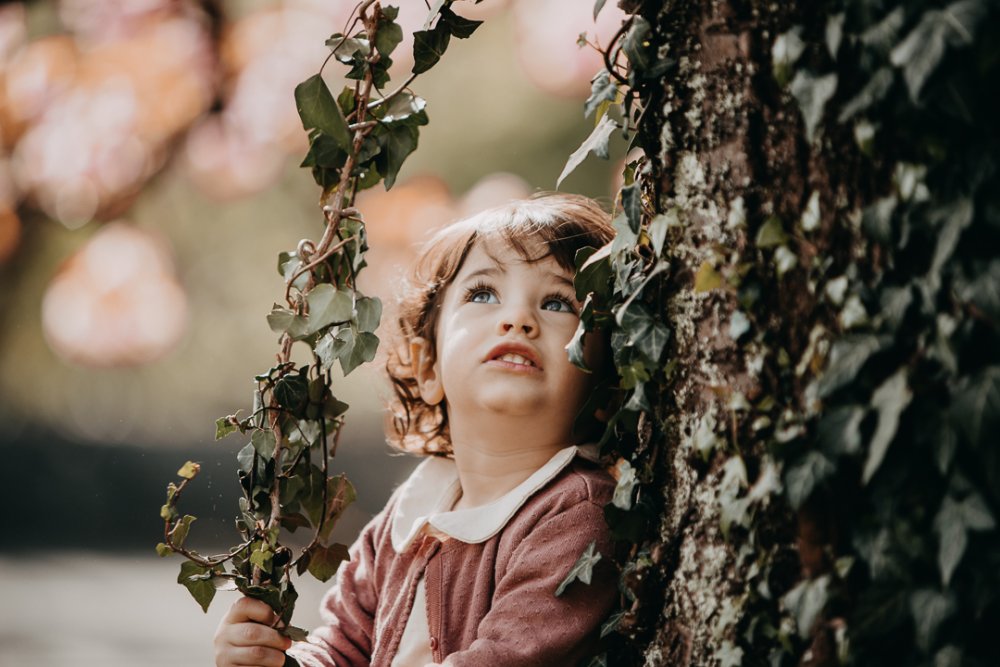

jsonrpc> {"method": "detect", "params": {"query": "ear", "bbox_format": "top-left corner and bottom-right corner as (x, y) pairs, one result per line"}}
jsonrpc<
(409, 337), (444, 405)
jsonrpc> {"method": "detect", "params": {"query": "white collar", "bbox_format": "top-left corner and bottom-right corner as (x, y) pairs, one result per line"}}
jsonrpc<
(390, 444), (599, 553)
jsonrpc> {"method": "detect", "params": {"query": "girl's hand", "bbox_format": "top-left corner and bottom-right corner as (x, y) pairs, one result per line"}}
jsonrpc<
(214, 597), (293, 667)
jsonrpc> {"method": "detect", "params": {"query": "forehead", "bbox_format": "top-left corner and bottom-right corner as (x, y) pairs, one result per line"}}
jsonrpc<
(456, 236), (570, 277)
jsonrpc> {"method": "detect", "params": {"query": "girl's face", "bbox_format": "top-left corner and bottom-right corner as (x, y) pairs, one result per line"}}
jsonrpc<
(427, 236), (602, 441)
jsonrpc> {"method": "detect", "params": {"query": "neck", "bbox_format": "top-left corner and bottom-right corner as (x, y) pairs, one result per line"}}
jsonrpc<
(448, 418), (569, 510)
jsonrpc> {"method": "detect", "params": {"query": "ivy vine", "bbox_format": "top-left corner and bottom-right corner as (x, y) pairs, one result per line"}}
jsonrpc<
(156, 0), (483, 639)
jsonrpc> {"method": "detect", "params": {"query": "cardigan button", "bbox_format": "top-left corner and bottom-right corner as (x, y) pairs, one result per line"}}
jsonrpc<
(429, 637), (438, 651)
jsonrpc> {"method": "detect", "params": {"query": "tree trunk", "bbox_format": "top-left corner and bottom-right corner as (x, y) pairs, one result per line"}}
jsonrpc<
(601, 1), (1000, 665)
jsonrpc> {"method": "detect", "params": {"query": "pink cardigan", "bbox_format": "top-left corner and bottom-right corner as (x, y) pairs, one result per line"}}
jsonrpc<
(287, 453), (617, 666)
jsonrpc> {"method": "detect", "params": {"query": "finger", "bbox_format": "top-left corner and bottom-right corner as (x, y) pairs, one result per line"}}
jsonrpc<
(225, 643), (288, 667)
(225, 596), (280, 625)
(223, 622), (293, 651)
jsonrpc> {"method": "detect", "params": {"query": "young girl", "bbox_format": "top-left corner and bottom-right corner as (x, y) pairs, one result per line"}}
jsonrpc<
(215, 193), (618, 667)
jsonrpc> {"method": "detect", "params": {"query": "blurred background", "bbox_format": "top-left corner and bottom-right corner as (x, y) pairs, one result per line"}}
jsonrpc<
(0, 0), (629, 663)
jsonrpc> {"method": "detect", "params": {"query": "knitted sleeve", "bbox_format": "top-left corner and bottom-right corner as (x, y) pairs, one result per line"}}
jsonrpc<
(442, 497), (617, 667)
(286, 507), (388, 667)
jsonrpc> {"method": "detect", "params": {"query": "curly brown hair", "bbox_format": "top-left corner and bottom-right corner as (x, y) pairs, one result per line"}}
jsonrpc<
(383, 192), (616, 456)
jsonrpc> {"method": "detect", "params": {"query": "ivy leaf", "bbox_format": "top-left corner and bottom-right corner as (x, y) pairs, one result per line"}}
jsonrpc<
(755, 216), (788, 248)
(784, 451), (836, 510)
(585, 69), (619, 119)
(275, 374), (309, 413)
(622, 16), (653, 74)
(956, 259), (1000, 323)
(638, 320), (670, 364)
(412, 22), (451, 74)
(621, 181), (642, 234)
(933, 491), (995, 586)
(694, 261), (724, 292)
(307, 543), (351, 582)
(178, 561), (216, 613)
(612, 459), (638, 510)
(422, 0), (448, 29)
(950, 366), (1000, 448)
(890, 1), (987, 101)
(566, 319), (591, 371)
(267, 306), (310, 340)
(928, 198), (974, 285)
(789, 70), (837, 143)
(251, 429), (277, 460)
(555, 541), (602, 597)
(237, 442), (255, 475)
(374, 16), (403, 57)
(355, 296), (382, 333)
(376, 123), (420, 189)
(215, 415), (238, 440)
(557, 115), (617, 188)
(771, 26), (805, 87)
(306, 285), (354, 335)
(379, 91), (427, 124)
(439, 6), (482, 39)
(909, 589), (956, 652)
(294, 75), (351, 150)
(325, 33), (371, 63)
(817, 334), (890, 398)
(170, 514), (197, 548)
(177, 461), (200, 479)
(317, 475), (357, 541)
(838, 67), (894, 122)
(593, 0), (607, 20)
(863, 369), (912, 484)
(781, 574), (830, 636)
(816, 405), (865, 456)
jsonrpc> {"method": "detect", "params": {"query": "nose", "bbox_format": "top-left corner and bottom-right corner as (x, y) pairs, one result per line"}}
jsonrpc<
(498, 303), (538, 337)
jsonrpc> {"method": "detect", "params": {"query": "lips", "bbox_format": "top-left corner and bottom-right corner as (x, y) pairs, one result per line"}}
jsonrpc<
(485, 342), (543, 370)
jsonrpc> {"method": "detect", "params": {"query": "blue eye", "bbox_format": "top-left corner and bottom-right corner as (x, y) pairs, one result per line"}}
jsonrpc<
(542, 295), (576, 314)
(465, 282), (499, 304)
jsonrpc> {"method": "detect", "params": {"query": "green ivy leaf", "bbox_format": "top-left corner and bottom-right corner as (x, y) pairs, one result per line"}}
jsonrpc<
(789, 70), (837, 143)
(816, 405), (865, 456)
(593, 0), (608, 20)
(251, 429), (277, 460)
(585, 69), (618, 119)
(267, 306), (310, 340)
(621, 16), (653, 74)
(155, 542), (172, 557)
(771, 26), (805, 87)
(294, 75), (351, 150)
(863, 369), (912, 484)
(555, 541), (602, 597)
(755, 216), (788, 248)
(215, 415), (238, 440)
(950, 366), (1000, 448)
(306, 285), (354, 335)
(177, 461), (200, 479)
(890, 1), (987, 101)
(275, 374), (309, 413)
(557, 115), (617, 188)
(784, 451), (836, 510)
(817, 334), (890, 398)
(374, 16), (403, 57)
(178, 561), (216, 613)
(376, 123), (420, 190)
(781, 574), (830, 636)
(910, 589), (957, 652)
(307, 543), (351, 582)
(355, 296), (382, 333)
(838, 67), (894, 123)
(171, 514), (197, 548)
(439, 6), (482, 39)
(612, 460), (638, 510)
(412, 22), (451, 74)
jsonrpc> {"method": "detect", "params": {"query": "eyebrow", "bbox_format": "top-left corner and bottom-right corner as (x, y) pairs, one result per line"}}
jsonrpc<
(460, 266), (575, 289)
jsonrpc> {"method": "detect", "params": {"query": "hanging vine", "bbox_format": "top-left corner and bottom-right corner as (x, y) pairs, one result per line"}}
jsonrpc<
(156, 0), (484, 639)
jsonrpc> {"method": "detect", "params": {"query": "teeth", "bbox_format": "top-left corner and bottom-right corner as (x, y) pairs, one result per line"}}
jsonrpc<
(498, 353), (534, 366)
